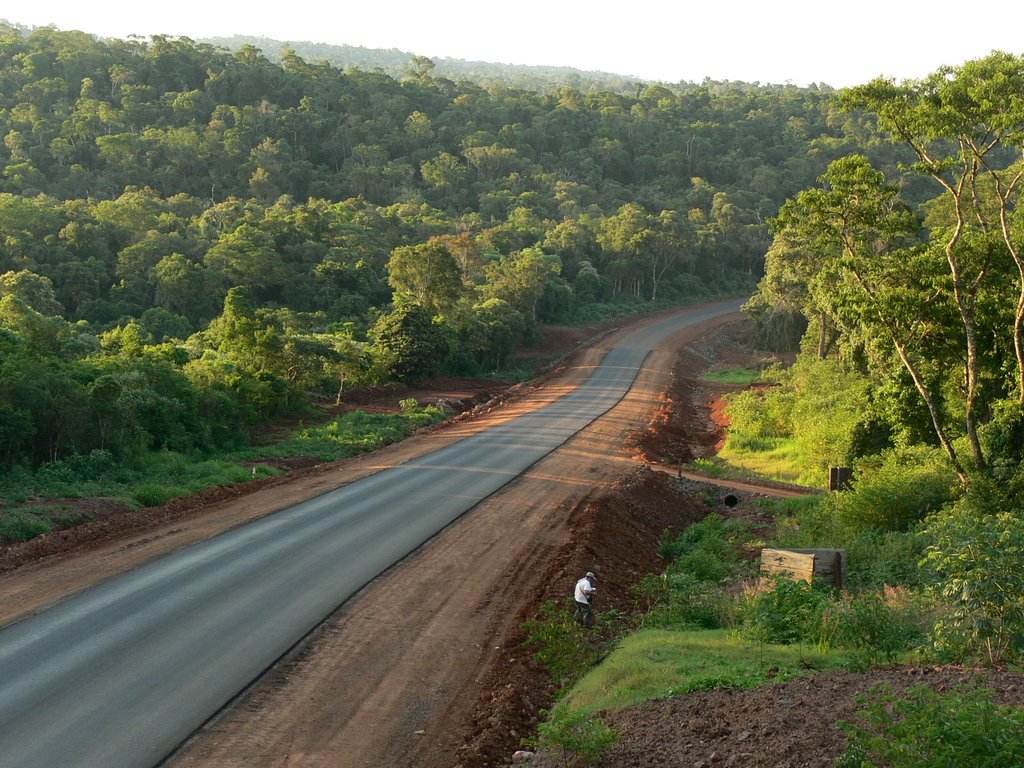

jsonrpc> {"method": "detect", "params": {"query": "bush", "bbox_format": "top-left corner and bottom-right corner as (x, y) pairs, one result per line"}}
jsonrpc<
(639, 516), (751, 630)
(634, 571), (734, 630)
(133, 484), (187, 507)
(722, 383), (794, 447)
(522, 599), (626, 690)
(842, 528), (930, 591)
(659, 514), (746, 580)
(769, 493), (929, 592)
(832, 447), (955, 535)
(830, 591), (929, 668)
(532, 707), (618, 767)
(836, 683), (1024, 767)
(0, 514), (52, 542)
(921, 490), (1024, 664)
(739, 575), (829, 646)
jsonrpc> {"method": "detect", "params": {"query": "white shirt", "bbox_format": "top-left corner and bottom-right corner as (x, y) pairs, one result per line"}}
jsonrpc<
(574, 577), (595, 603)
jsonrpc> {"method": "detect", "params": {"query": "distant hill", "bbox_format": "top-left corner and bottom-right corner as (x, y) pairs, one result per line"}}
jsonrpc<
(200, 34), (653, 94)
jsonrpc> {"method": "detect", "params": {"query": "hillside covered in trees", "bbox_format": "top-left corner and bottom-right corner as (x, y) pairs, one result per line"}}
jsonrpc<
(0, 22), (904, 471)
(200, 34), (639, 94)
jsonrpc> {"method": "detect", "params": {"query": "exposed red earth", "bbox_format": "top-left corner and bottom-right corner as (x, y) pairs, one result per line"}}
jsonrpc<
(2, 306), (1020, 767)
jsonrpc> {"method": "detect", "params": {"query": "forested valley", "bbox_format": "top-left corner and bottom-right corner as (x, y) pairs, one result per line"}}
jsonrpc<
(0, 23), (890, 480)
(4, 19), (1024, 764)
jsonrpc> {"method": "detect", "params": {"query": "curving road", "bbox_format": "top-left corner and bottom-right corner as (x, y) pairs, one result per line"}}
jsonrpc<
(0, 300), (742, 768)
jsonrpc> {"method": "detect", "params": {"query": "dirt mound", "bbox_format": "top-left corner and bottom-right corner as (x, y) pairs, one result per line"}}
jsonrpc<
(568, 665), (1024, 768)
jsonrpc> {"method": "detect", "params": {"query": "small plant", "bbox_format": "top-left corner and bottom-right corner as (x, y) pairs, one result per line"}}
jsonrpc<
(836, 683), (1024, 767)
(521, 599), (626, 690)
(531, 706), (618, 767)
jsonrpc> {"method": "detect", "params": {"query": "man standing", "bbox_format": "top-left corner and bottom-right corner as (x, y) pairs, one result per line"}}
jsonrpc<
(574, 571), (597, 627)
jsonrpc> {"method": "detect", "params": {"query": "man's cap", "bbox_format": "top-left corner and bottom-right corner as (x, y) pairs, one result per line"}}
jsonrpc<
(586, 571), (596, 579)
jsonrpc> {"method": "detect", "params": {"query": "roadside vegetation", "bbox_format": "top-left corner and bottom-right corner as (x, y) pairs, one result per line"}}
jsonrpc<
(0, 401), (445, 541)
(524, 48), (1024, 766)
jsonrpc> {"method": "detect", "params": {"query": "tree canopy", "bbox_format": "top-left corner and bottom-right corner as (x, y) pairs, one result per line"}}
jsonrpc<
(0, 22), (913, 470)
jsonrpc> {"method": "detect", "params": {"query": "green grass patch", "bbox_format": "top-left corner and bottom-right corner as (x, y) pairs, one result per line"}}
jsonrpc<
(558, 628), (849, 715)
(702, 367), (763, 386)
(238, 405), (446, 463)
(717, 436), (804, 483)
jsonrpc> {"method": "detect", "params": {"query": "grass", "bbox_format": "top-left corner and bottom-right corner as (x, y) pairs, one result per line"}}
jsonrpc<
(238, 406), (445, 463)
(702, 367), (763, 387)
(558, 628), (850, 715)
(717, 436), (804, 483)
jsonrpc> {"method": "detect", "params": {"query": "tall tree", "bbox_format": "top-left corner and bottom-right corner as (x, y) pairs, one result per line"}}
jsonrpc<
(772, 155), (976, 483)
(844, 53), (1024, 407)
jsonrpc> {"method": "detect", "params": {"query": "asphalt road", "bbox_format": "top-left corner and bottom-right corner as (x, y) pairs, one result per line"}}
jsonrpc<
(0, 300), (742, 768)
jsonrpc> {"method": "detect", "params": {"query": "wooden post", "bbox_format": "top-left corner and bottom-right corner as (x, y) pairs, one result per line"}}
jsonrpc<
(829, 466), (853, 491)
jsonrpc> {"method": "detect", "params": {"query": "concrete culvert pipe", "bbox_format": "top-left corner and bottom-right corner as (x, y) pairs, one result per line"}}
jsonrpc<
(723, 493), (739, 507)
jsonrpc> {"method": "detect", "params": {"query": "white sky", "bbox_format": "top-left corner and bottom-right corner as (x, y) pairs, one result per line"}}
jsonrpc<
(6, 1), (1024, 88)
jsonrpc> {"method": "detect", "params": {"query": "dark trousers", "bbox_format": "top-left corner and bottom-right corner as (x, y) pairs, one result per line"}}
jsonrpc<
(574, 599), (593, 627)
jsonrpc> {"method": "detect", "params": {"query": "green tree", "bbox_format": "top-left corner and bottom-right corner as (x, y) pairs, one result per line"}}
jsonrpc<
(0, 269), (63, 315)
(598, 203), (656, 299)
(772, 156), (975, 483)
(386, 240), (463, 315)
(844, 53), (1024, 406)
(371, 302), (449, 382)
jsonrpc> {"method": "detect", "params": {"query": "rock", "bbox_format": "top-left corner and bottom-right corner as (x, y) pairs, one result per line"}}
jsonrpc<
(511, 749), (535, 763)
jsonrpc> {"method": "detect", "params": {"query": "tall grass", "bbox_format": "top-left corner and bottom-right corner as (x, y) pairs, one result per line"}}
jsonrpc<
(717, 436), (804, 483)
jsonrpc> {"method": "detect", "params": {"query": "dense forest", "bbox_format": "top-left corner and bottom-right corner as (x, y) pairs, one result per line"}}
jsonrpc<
(200, 34), (639, 94)
(0, 22), (906, 471)
(742, 51), (1024, 498)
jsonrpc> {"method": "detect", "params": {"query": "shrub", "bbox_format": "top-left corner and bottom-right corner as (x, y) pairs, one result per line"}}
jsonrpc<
(832, 447), (955, 535)
(722, 384), (794, 447)
(739, 575), (829, 646)
(842, 528), (930, 591)
(133, 484), (186, 507)
(831, 591), (928, 668)
(532, 707), (618, 767)
(521, 599), (625, 690)
(836, 683), (1024, 767)
(0, 514), (52, 542)
(659, 514), (746, 580)
(921, 494), (1024, 664)
(634, 571), (734, 630)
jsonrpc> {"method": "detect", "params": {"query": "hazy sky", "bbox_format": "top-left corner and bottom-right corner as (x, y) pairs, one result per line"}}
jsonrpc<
(6, 1), (1024, 88)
